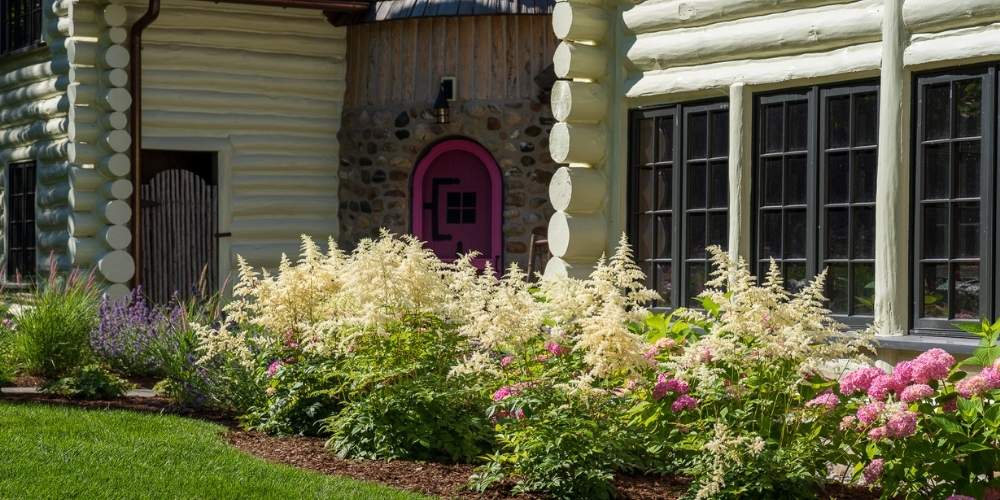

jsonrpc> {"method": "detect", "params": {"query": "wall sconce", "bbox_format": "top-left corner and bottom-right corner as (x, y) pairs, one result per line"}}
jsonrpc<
(434, 81), (450, 125)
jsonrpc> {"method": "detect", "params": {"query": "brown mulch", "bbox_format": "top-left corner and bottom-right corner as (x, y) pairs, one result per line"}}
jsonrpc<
(2, 393), (880, 499)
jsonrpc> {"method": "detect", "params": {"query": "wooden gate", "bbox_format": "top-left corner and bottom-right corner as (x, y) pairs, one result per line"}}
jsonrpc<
(139, 150), (218, 303)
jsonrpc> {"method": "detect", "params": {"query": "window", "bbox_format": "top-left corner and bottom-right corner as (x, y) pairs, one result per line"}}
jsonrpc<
(1, 0), (43, 56)
(753, 82), (879, 325)
(6, 161), (36, 281)
(629, 101), (729, 308)
(913, 67), (995, 333)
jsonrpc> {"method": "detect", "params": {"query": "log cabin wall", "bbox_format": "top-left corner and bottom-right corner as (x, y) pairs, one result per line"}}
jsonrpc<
(122, 0), (347, 285)
(338, 15), (560, 270)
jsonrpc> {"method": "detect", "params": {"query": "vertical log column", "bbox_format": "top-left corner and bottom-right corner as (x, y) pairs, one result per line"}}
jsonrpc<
(546, 0), (611, 279)
(727, 83), (752, 263)
(875, 0), (909, 336)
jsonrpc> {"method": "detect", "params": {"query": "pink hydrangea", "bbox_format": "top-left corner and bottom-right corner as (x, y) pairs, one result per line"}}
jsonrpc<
(840, 367), (885, 395)
(885, 410), (918, 438)
(671, 395), (698, 413)
(266, 360), (284, 377)
(956, 375), (990, 398)
(867, 426), (887, 441)
(652, 381), (669, 401)
(982, 367), (1000, 389)
(863, 459), (884, 484)
(544, 341), (568, 356)
(805, 392), (840, 410)
(663, 378), (690, 395)
(900, 384), (935, 403)
(946, 496), (976, 500)
(892, 360), (916, 385)
(856, 401), (885, 426)
(500, 355), (514, 368)
(868, 375), (905, 401)
(839, 415), (857, 431)
(911, 348), (955, 384)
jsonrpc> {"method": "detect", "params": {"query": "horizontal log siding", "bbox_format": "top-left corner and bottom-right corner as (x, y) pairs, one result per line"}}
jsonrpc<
(126, 0), (347, 271)
(344, 15), (558, 107)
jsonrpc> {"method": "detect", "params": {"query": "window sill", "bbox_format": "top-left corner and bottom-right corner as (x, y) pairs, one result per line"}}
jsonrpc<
(0, 42), (47, 61)
(875, 334), (981, 355)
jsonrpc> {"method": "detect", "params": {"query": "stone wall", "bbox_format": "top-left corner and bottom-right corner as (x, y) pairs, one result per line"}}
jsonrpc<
(338, 98), (556, 270)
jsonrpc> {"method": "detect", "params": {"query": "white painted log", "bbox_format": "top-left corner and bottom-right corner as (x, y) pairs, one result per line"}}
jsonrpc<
(142, 29), (347, 59)
(547, 211), (608, 260)
(69, 167), (105, 190)
(549, 166), (606, 213)
(542, 256), (594, 280)
(99, 154), (131, 178)
(105, 112), (128, 130)
(39, 231), (70, 250)
(0, 139), (75, 163)
(143, 69), (344, 101)
(550, 122), (607, 165)
(627, 42), (881, 98)
(627, 0), (882, 70)
(142, 45), (346, 80)
(0, 117), (73, 145)
(38, 185), (71, 208)
(0, 76), (72, 107)
(101, 179), (133, 200)
(903, 0), (1000, 34)
(104, 5), (128, 26)
(553, 1), (608, 42)
(232, 174), (338, 193)
(75, 67), (129, 88)
(39, 207), (72, 228)
(875, 0), (909, 337)
(69, 190), (100, 212)
(101, 200), (132, 225)
(551, 80), (607, 123)
(0, 95), (70, 128)
(230, 218), (339, 239)
(142, 110), (339, 136)
(107, 27), (128, 45)
(103, 225), (132, 250)
(68, 213), (100, 236)
(71, 2), (94, 21)
(0, 60), (66, 90)
(728, 83), (752, 262)
(143, 89), (339, 119)
(76, 86), (133, 112)
(74, 143), (103, 164)
(124, 5), (347, 40)
(98, 250), (135, 283)
(905, 23), (1000, 68)
(623, 0), (849, 34)
(553, 41), (607, 80)
(230, 242), (303, 266)
(38, 162), (70, 183)
(105, 284), (131, 300)
(104, 45), (130, 69)
(69, 237), (105, 265)
(103, 130), (132, 153)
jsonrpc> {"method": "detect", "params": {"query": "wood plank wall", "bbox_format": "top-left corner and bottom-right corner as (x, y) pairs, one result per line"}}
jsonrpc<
(344, 15), (558, 107)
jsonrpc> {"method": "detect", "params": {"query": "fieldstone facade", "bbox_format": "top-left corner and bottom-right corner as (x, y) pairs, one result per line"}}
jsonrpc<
(338, 99), (557, 270)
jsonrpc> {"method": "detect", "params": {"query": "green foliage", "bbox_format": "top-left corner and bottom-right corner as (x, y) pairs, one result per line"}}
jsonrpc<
(0, 402), (428, 499)
(10, 271), (99, 379)
(322, 314), (493, 463)
(473, 389), (632, 500)
(244, 357), (343, 436)
(41, 363), (134, 400)
(956, 318), (1000, 368)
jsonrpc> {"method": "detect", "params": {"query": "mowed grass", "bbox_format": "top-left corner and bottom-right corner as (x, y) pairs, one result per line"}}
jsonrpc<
(0, 402), (429, 500)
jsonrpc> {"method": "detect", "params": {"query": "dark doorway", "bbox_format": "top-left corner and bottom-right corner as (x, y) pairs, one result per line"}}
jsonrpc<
(139, 150), (219, 303)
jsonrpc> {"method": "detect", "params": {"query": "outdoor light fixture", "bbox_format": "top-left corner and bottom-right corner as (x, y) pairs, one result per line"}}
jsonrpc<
(434, 81), (450, 124)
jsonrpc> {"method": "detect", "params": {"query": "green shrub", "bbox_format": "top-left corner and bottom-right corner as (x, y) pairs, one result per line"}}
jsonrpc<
(11, 270), (100, 379)
(244, 357), (343, 436)
(322, 314), (493, 463)
(41, 363), (134, 400)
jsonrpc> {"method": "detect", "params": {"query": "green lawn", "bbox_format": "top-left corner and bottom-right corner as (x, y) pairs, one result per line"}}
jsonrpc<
(0, 402), (429, 500)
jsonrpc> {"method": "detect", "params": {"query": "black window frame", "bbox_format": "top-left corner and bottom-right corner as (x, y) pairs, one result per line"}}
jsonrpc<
(751, 80), (880, 328)
(5, 161), (36, 282)
(628, 100), (730, 310)
(1, 0), (44, 57)
(911, 65), (997, 336)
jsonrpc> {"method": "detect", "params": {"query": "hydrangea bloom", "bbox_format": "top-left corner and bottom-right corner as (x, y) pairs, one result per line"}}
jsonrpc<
(868, 374), (905, 401)
(956, 375), (990, 398)
(805, 392), (839, 410)
(856, 401), (885, 425)
(885, 410), (918, 438)
(946, 495), (976, 500)
(863, 458), (884, 484)
(671, 395), (698, 413)
(900, 384), (935, 403)
(500, 355), (514, 368)
(266, 360), (284, 377)
(492, 386), (515, 401)
(544, 341), (568, 356)
(839, 415), (857, 431)
(982, 367), (1000, 389)
(867, 426), (887, 441)
(892, 360), (916, 385)
(840, 367), (885, 395)
(911, 348), (955, 383)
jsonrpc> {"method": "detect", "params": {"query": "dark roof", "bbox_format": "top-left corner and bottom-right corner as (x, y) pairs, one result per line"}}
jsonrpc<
(365, 0), (554, 21)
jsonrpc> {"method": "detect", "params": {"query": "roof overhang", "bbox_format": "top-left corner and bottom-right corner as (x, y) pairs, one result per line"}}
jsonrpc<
(195, 0), (370, 12)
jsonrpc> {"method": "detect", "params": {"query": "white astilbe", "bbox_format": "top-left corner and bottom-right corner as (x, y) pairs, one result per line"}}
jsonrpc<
(668, 247), (874, 380)
(696, 423), (768, 500)
(457, 263), (545, 351)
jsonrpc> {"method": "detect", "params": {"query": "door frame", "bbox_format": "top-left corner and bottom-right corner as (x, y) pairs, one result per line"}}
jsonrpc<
(139, 137), (232, 298)
(411, 138), (503, 266)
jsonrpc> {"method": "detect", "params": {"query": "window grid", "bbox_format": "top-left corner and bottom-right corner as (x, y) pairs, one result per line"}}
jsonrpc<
(6, 161), (36, 282)
(913, 68), (995, 333)
(631, 110), (677, 306)
(1, 0), (43, 57)
(819, 86), (879, 320)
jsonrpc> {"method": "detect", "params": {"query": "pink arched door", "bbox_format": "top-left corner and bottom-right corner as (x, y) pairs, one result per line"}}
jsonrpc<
(412, 139), (502, 270)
